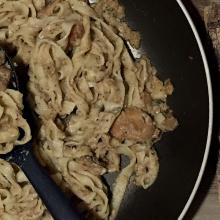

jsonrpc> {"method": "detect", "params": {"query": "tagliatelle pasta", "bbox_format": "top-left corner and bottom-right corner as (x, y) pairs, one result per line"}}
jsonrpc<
(0, 159), (52, 220)
(0, 89), (31, 154)
(0, 0), (178, 219)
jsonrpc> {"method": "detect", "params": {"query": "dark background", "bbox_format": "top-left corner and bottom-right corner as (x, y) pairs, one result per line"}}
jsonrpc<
(115, 0), (217, 219)
(183, 0), (220, 219)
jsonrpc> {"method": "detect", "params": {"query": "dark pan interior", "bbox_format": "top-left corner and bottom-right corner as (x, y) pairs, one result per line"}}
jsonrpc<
(114, 0), (210, 219)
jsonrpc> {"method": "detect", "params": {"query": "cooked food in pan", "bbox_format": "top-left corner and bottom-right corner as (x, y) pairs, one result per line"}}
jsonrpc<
(0, 0), (177, 219)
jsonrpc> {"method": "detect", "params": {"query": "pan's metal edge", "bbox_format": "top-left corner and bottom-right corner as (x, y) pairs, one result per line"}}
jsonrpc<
(176, 0), (213, 219)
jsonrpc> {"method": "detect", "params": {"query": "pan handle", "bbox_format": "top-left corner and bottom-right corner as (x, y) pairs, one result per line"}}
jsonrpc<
(21, 151), (84, 220)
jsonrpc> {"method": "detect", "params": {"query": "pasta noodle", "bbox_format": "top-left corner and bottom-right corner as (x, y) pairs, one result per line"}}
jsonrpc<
(0, 0), (178, 219)
(0, 89), (31, 154)
(0, 159), (51, 220)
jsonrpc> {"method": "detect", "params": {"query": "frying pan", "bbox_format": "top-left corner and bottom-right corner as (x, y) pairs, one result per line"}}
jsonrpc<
(1, 0), (212, 219)
(114, 0), (213, 219)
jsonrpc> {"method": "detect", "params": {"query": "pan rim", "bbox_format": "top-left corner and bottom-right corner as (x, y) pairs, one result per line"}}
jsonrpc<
(176, 0), (213, 219)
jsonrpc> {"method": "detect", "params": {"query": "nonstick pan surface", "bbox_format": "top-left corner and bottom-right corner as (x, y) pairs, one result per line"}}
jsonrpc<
(115, 0), (213, 219)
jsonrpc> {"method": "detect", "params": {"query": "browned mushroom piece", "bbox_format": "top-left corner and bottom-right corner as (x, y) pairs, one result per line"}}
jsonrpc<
(164, 79), (174, 95)
(110, 107), (155, 142)
(0, 66), (11, 91)
(38, 0), (62, 17)
(160, 115), (178, 132)
(68, 23), (85, 48)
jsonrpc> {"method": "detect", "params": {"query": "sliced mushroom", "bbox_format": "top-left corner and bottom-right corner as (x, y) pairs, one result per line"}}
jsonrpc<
(68, 23), (85, 47)
(111, 107), (155, 142)
(38, 0), (62, 17)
